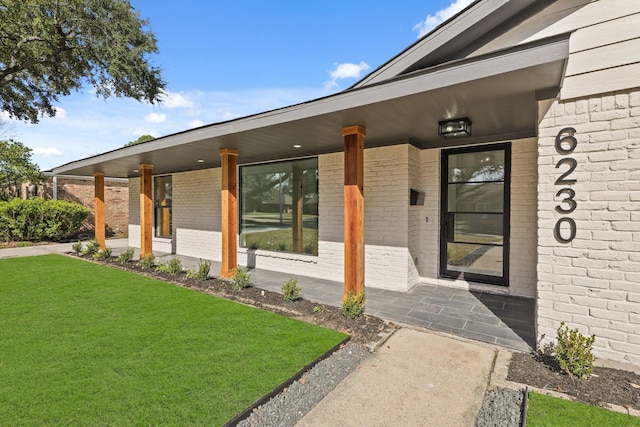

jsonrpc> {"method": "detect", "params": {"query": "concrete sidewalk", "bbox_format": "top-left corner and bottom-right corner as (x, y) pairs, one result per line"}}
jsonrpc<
(297, 328), (497, 427)
(0, 238), (129, 259)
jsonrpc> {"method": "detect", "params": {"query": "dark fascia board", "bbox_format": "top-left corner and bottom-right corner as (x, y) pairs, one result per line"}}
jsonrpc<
(52, 34), (569, 177)
(353, 0), (548, 88)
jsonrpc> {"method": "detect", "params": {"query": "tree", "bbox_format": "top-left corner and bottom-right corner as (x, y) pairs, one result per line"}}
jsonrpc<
(0, 0), (166, 123)
(0, 139), (45, 200)
(125, 134), (154, 146)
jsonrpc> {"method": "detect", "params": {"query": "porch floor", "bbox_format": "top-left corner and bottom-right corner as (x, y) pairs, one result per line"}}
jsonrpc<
(149, 251), (536, 353)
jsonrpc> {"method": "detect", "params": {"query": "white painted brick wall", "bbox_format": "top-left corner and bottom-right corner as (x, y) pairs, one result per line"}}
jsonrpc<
(128, 177), (140, 248)
(537, 89), (640, 364)
(510, 138), (538, 298)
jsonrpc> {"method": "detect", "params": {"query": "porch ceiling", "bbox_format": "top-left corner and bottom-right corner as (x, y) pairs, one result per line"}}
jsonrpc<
(52, 35), (569, 178)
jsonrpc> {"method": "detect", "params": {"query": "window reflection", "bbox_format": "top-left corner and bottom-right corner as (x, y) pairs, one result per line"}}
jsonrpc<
(240, 158), (318, 255)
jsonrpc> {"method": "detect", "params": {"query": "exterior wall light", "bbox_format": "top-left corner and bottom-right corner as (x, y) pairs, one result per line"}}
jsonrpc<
(438, 117), (472, 139)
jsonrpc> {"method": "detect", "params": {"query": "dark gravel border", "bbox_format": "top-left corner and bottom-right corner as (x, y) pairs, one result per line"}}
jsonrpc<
(236, 343), (371, 427)
(475, 387), (525, 427)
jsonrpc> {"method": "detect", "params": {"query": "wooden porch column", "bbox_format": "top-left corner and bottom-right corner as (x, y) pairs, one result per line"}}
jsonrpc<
(94, 173), (105, 249)
(220, 148), (238, 278)
(343, 125), (366, 300)
(139, 164), (153, 257)
(292, 165), (303, 253)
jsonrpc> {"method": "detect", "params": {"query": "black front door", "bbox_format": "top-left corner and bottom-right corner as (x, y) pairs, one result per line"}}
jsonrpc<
(440, 143), (511, 286)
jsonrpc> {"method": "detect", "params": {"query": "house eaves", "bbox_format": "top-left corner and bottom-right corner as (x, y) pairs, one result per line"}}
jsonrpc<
(52, 33), (569, 179)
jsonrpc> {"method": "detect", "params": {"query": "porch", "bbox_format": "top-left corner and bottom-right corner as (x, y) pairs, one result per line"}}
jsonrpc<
(150, 251), (535, 353)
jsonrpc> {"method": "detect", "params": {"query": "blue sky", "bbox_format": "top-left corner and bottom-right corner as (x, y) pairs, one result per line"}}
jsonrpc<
(2, 0), (474, 171)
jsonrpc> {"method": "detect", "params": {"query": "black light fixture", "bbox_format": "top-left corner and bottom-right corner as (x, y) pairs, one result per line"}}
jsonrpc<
(438, 117), (472, 139)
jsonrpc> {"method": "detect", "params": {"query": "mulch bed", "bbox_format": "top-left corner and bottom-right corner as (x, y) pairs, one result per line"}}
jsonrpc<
(508, 351), (640, 410)
(75, 255), (395, 346)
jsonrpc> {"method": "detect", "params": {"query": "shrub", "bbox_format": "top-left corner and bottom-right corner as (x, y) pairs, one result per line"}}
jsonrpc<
(0, 198), (89, 242)
(231, 268), (251, 290)
(281, 277), (301, 302)
(156, 258), (183, 275)
(82, 239), (100, 256)
(71, 241), (83, 255)
(341, 291), (365, 320)
(554, 321), (596, 379)
(93, 246), (112, 260)
(313, 305), (327, 313)
(186, 259), (211, 281)
(116, 248), (135, 264)
(138, 253), (155, 269)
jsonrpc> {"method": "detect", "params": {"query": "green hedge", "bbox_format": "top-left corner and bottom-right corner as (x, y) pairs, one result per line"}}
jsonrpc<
(0, 199), (90, 242)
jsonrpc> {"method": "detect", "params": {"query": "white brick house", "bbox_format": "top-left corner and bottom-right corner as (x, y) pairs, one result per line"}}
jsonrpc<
(53, 0), (640, 364)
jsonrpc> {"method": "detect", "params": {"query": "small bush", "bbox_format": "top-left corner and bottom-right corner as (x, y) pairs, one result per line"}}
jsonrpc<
(281, 277), (301, 302)
(313, 305), (326, 313)
(554, 321), (596, 379)
(341, 291), (365, 320)
(82, 239), (100, 256)
(156, 258), (183, 275)
(93, 246), (112, 260)
(231, 268), (251, 290)
(71, 241), (83, 255)
(116, 248), (135, 264)
(186, 259), (211, 281)
(138, 253), (155, 269)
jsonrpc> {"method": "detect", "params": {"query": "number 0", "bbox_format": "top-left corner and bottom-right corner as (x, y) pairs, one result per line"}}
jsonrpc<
(554, 218), (576, 243)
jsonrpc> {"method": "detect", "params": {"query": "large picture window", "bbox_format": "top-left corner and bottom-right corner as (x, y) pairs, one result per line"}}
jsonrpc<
(154, 176), (172, 238)
(240, 158), (318, 255)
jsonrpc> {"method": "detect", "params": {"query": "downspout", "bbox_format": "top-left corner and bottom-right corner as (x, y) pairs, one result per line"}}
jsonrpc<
(52, 175), (58, 200)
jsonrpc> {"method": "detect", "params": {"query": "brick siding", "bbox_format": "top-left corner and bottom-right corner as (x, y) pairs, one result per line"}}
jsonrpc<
(537, 89), (640, 364)
(41, 176), (129, 236)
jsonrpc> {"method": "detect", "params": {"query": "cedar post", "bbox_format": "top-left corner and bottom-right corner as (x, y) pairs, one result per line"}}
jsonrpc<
(220, 148), (238, 278)
(343, 125), (365, 300)
(94, 173), (105, 249)
(139, 164), (153, 257)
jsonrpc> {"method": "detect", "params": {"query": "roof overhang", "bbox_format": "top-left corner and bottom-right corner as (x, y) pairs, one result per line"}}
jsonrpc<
(52, 34), (569, 178)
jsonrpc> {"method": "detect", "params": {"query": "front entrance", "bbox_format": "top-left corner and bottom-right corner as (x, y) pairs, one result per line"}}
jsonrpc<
(440, 143), (511, 286)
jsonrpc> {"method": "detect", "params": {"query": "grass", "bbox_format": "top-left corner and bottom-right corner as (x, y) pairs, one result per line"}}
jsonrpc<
(527, 391), (640, 426)
(0, 255), (347, 425)
(242, 227), (318, 255)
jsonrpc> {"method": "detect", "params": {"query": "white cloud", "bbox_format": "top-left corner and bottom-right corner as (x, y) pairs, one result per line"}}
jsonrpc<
(145, 112), (167, 123)
(33, 147), (63, 156)
(187, 119), (205, 128)
(324, 61), (370, 92)
(413, 0), (475, 38)
(53, 107), (67, 119)
(160, 90), (195, 108)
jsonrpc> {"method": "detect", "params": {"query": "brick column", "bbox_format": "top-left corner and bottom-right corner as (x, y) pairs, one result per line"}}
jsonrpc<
(220, 149), (238, 278)
(94, 173), (105, 249)
(139, 164), (153, 257)
(343, 125), (366, 300)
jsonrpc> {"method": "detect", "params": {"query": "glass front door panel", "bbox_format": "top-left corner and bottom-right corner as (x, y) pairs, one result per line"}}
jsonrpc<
(446, 242), (503, 277)
(441, 144), (510, 286)
(447, 182), (504, 212)
(453, 213), (503, 245)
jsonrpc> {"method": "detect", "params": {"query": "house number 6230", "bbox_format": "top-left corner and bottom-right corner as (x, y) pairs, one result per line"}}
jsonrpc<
(554, 127), (577, 243)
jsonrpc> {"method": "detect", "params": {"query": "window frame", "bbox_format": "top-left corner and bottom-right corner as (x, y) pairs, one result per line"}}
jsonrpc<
(439, 142), (511, 286)
(239, 157), (319, 256)
(153, 175), (173, 238)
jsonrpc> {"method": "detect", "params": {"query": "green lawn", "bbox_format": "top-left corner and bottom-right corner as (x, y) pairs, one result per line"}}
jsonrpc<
(527, 391), (640, 426)
(0, 255), (347, 425)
